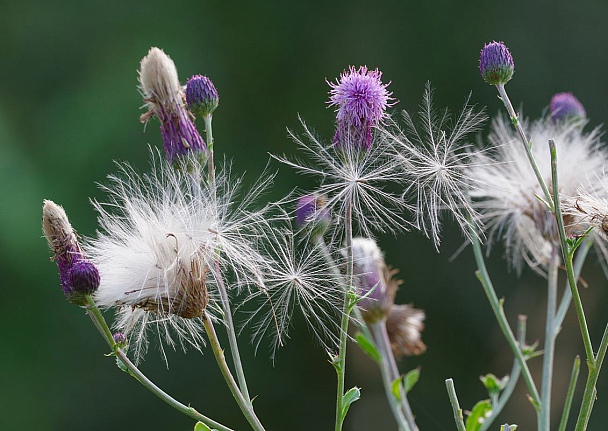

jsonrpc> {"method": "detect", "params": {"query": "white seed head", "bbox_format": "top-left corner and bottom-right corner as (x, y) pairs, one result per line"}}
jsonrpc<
(139, 47), (183, 117)
(42, 199), (81, 258)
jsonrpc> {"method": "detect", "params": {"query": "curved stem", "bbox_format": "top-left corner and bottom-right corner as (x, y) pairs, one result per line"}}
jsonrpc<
(202, 312), (266, 431)
(84, 296), (234, 431)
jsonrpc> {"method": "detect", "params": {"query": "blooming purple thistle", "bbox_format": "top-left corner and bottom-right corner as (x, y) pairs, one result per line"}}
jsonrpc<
(139, 48), (206, 164)
(68, 260), (100, 295)
(295, 193), (331, 235)
(328, 66), (394, 150)
(186, 75), (219, 118)
(550, 92), (586, 123)
(479, 41), (514, 86)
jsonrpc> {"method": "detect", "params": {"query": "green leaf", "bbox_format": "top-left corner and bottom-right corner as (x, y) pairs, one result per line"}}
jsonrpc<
(355, 332), (381, 363)
(391, 368), (421, 400)
(480, 373), (508, 397)
(194, 422), (213, 431)
(500, 424), (517, 431)
(464, 400), (492, 431)
(340, 387), (361, 422)
(116, 356), (129, 373)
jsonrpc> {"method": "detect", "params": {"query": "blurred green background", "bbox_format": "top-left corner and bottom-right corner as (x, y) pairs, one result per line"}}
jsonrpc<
(2, 0), (607, 430)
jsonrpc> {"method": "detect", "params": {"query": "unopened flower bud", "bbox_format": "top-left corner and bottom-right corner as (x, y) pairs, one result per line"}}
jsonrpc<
(113, 332), (127, 348)
(550, 92), (586, 123)
(186, 75), (219, 118)
(139, 47), (206, 163)
(479, 41), (514, 86)
(68, 260), (100, 295)
(296, 194), (331, 236)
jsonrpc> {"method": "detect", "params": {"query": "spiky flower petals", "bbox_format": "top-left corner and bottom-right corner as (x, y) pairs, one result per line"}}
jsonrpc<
(383, 84), (487, 248)
(85, 152), (271, 362)
(328, 66), (395, 150)
(550, 92), (586, 123)
(469, 115), (607, 273)
(479, 41), (514, 86)
(139, 47), (206, 163)
(386, 304), (426, 357)
(186, 75), (219, 118)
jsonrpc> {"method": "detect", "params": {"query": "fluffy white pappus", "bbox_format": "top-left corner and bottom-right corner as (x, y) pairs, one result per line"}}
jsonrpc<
(138, 47), (183, 118)
(469, 114), (607, 273)
(86, 152), (273, 362)
(241, 229), (345, 359)
(382, 84), (488, 248)
(275, 117), (411, 242)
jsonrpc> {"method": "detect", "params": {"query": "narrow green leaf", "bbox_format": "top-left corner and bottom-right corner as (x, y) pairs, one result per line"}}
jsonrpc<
(355, 332), (381, 363)
(391, 367), (421, 401)
(194, 422), (213, 431)
(340, 387), (361, 422)
(464, 400), (492, 431)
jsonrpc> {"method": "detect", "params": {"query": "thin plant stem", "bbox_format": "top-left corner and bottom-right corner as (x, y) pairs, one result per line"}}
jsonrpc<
(84, 296), (234, 431)
(202, 312), (266, 431)
(558, 356), (581, 431)
(548, 139), (594, 362)
(470, 227), (541, 409)
(204, 114), (215, 184)
(575, 323), (608, 430)
(370, 322), (412, 431)
(540, 247), (559, 431)
(480, 315), (526, 431)
(495, 83), (553, 207)
(445, 378), (466, 431)
(335, 200), (354, 431)
(554, 238), (592, 334)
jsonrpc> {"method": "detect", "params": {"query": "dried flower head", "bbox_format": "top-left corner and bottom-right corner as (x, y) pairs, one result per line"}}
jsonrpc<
(479, 41), (514, 86)
(86, 152), (272, 362)
(186, 75), (220, 118)
(139, 47), (206, 163)
(386, 304), (426, 357)
(469, 114), (607, 273)
(550, 92), (586, 123)
(328, 66), (395, 150)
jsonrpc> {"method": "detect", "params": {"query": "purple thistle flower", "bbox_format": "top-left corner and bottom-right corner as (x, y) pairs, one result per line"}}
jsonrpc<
(296, 193), (331, 236)
(550, 92), (586, 123)
(186, 75), (219, 118)
(68, 260), (100, 295)
(139, 48), (206, 164)
(479, 41), (514, 86)
(112, 332), (127, 347)
(328, 66), (394, 150)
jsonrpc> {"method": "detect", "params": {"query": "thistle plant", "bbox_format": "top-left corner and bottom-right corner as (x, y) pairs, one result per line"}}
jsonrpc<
(41, 42), (607, 431)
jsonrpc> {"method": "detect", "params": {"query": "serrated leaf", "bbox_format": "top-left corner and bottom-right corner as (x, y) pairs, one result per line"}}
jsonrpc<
(194, 422), (213, 431)
(355, 332), (381, 363)
(464, 399), (492, 431)
(116, 356), (129, 373)
(340, 387), (361, 422)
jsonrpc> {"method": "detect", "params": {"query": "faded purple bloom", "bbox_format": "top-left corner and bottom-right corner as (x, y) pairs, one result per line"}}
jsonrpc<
(113, 332), (127, 347)
(479, 41), (514, 85)
(296, 193), (331, 235)
(68, 260), (100, 295)
(139, 48), (206, 163)
(186, 75), (219, 118)
(328, 66), (394, 150)
(550, 92), (586, 123)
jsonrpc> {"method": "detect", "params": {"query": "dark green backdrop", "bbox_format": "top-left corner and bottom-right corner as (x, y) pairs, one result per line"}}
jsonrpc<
(2, 1), (607, 430)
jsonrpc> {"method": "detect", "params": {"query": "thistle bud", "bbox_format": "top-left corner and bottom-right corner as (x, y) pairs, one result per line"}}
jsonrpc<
(68, 260), (100, 295)
(550, 92), (586, 123)
(42, 200), (84, 298)
(139, 47), (206, 163)
(113, 332), (127, 348)
(186, 75), (219, 118)
(296, 193), (331, 236)
(479, 41), (514, 86)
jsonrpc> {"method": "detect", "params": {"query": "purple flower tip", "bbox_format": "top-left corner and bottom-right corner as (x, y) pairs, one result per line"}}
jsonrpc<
(296, 194), (331, 234)
(186, 75), (219, 118)
(113, 332), (127, 346)
(479, 41), (514, 85)
(550, 92), (586, 123)
(328, 66), (394, 150)
(68, 260), (100, 295)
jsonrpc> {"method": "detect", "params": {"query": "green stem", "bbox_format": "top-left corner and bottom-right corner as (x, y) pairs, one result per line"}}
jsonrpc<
(204, 114), (215, 185)
(370, 322), (412, 431)
(335, 200), (353, 431)
(479, 315), (526, 431)
(202, 313), (266, 431)
(558, 356), (581, 431)
(495, 84), (553, 208)
(470, 230), (541, 409)
(549, 139), (594, 362)
(84, 296), (234, 431)
(540, 247), (559, 431)
(575, 324), (608, 430)
(445, 379), (466, 431)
